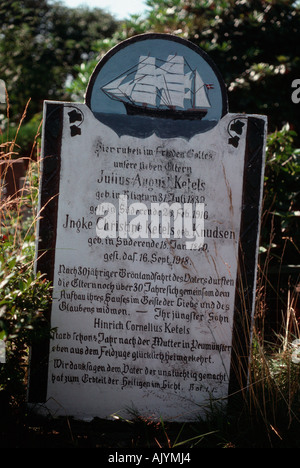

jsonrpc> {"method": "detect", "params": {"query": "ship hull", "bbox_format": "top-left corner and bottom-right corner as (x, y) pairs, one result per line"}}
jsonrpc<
(124, 102), (207, 120)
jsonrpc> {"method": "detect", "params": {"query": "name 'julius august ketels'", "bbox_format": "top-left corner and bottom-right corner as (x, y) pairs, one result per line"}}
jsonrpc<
(97, 169), (206, 192)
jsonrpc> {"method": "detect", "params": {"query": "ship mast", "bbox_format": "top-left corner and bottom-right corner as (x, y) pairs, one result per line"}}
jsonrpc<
(101, 54), (212, 113)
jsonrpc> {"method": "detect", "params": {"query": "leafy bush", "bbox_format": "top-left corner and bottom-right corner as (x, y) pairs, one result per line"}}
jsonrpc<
(0, 237), (51, 406)
(261, 124), (300, 263)
(0, 105), (52, 413)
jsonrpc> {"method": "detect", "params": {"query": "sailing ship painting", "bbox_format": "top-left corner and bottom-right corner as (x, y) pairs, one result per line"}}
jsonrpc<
(101, 54), (214, 120)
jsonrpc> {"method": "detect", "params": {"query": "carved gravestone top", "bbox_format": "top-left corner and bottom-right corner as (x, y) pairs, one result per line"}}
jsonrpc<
(86, 34), (227, 129)
(29, 34), (267, 422)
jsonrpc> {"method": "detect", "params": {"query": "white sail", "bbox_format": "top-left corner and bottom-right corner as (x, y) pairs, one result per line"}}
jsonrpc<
(117, 79), (136, 99)
(131, 56), (157, 106)
(102, 76), (127, 99)
(158, 55), (185, 108)
(184, 71), (193, 101)
(158, 54), (184, 75)
(136, 55), (156, 76)
(194, 70), (211, 108)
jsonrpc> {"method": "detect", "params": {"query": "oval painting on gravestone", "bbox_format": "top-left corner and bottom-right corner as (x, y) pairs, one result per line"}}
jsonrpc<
(85, 34), (228, 138)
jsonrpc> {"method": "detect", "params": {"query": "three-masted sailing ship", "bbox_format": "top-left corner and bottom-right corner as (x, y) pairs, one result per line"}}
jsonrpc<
(101, 54), (213, 120)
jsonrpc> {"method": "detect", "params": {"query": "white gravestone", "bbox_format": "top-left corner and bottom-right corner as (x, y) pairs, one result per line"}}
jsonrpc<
(29, 34), (267, 422)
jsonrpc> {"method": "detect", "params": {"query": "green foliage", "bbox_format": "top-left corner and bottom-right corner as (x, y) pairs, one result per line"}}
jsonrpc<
(261, 124), (300, 263)
(0, 236), (52, 404)
(5, 112), (42, 159)
(0, 106), (51, 409)
(65, 37), (121, 102)
(0, 0), (119, 120)
(117, 0), (300, 138)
